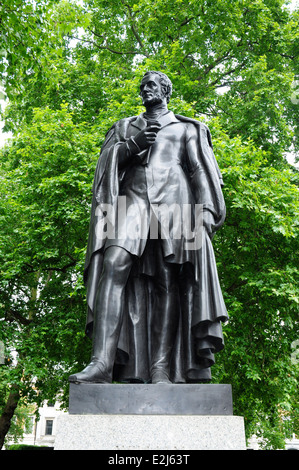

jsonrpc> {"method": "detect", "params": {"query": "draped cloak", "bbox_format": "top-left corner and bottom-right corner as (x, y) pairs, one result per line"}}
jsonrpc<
(83, 113), (228, 383)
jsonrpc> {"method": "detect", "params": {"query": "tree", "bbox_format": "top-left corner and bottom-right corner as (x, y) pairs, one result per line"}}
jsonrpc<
(0, 104), (97, 447)
(2, 0), (298, 158)
(209, 119), (299, 447)
(0, 0), (298, 449)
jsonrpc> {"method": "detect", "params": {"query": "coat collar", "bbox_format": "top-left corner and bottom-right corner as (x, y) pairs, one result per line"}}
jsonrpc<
(131, 111), (179, 130)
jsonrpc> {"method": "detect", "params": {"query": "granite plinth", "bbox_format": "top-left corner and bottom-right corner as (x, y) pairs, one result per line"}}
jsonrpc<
(54, 414), (246, 450)
(69, 383), (233, 415)
(54, 383), (246, 450)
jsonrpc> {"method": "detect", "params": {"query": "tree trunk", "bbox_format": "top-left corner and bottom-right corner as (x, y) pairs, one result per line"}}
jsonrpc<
(0, 385), (20, 449)
(0, 274), (39, 450)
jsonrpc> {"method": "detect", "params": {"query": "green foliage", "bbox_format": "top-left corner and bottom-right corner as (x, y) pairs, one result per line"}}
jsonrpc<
(2, 0), (298, 159)
(0, 0), (298, 449)
(8, 444), (52, 450)
(2, 401), (35, 447)
(208, 119), (299, 447)
(0, 105), (96, 420)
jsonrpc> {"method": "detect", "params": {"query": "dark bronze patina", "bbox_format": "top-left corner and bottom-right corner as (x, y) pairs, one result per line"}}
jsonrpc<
(69, 71), (228, 385)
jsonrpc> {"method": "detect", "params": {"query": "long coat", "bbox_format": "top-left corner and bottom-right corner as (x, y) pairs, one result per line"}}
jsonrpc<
(83, 112), (228, 382)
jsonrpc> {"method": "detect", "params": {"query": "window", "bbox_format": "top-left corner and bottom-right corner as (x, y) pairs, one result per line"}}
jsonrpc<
(45, 419), (53, 435)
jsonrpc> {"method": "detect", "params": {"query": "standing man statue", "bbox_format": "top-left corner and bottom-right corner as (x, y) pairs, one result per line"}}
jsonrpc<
(69, 71), (228, 385)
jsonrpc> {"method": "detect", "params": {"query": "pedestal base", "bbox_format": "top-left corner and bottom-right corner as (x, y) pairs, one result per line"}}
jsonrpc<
(54, 383), (246, 450)
(54, 414), (246, 450)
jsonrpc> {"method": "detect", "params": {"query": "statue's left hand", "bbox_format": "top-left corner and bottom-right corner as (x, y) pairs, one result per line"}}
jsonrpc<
(203, 210), (215, 236)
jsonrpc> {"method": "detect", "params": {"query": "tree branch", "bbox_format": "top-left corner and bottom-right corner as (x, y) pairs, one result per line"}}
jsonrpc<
(5, 308), (32, 326)
(197, 50), (233, 80)
(120, 1), (150, 57)
(179, 17), (195, 27)
(83, 29), (142, 56)
(208, 58), (248, 88)
(226, 279), (248, 293)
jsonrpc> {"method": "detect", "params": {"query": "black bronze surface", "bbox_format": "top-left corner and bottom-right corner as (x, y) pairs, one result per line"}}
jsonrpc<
(69, 71), (228, 385)
(69, 383), (233, 415)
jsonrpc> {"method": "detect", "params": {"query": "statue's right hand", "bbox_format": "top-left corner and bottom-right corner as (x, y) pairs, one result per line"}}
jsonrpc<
(133, 123), (161, 151)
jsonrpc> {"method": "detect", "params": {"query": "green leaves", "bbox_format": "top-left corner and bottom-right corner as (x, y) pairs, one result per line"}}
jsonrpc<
(0, 104), (97, 443)
(208, 120), (299, 447)
(1, 0), (297, 161)
(0, 0), (298, 449)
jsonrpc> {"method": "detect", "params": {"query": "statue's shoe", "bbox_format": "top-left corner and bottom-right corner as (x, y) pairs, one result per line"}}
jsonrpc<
(151, 369), (172, 384)
(69, 358), (111, 384)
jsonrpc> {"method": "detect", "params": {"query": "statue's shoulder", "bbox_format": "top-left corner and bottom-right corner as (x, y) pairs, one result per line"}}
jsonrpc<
(175, 114), (208, 131)
(175, 114), (213, 148)
(175, 114), (213, 147)
(104, 116), (138, 142)
(106, 116), (137, 133)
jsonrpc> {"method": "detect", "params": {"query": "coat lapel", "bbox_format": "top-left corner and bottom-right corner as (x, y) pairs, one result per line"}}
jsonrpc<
(131, 111), (179, 131)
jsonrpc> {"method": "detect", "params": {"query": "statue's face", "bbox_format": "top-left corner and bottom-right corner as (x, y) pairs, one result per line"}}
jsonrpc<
(140, 74), (164, 107)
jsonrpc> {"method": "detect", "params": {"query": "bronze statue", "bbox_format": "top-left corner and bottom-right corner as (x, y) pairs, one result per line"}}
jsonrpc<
(69, 71), (228, 385)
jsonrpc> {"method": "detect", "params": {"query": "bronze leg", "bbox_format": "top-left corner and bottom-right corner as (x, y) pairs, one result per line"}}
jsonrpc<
(150, 258), (180, 384)
(69, 246), (134, 383)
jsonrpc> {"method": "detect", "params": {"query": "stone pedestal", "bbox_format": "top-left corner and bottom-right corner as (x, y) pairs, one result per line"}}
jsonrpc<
(68, 383), (233, 415)
(54, 414), (246, 450)
(54, 383), (247, 450)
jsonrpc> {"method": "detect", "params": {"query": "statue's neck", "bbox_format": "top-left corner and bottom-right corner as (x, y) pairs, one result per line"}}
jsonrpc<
(144, 102), (168, 120)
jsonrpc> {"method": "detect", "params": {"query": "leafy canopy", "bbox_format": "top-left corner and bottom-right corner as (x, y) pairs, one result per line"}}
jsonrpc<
(0, 0), (298, 449)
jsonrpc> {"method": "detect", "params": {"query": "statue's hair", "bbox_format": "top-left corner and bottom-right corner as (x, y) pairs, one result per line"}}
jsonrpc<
(142, 71), (173, 103)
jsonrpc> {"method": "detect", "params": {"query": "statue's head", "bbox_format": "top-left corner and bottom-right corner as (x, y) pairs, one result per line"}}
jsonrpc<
(140, 71), (173, 106)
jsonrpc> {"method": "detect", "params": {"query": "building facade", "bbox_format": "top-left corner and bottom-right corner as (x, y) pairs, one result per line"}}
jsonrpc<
(7, 401), (65, 449)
